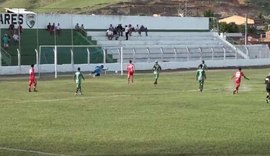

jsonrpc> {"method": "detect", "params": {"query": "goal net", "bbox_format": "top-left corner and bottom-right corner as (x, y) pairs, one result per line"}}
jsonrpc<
(38, 45), (123, 78)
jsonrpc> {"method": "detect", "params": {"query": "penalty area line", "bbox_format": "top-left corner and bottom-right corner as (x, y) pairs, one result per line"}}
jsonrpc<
(0, 146), (70, 156)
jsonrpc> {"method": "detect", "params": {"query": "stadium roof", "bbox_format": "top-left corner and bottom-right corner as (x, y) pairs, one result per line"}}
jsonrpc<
(219, 15), (254, 25)
(5, 8), (36, 14)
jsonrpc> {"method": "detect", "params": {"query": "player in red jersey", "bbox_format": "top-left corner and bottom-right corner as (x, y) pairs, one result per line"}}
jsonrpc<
(29, 64), (37, 92)
(231, 67), (249, 95)
(127, 60), (135, 84)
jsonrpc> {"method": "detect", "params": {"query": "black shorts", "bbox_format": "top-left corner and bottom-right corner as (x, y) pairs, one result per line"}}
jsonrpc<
(266, 88), (270, 93)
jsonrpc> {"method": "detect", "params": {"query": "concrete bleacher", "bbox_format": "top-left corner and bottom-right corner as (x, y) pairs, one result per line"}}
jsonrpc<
(88, 31), (241, 62)
(235, 44), (270, 59)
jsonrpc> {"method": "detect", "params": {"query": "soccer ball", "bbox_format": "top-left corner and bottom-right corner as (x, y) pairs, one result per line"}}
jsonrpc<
(115, 70), (118, 74)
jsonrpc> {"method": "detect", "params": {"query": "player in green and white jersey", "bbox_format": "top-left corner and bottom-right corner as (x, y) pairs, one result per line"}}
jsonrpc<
(196, 64), (207, 92)
(74, 67), (85, 95)
(153, 60), (161, 86)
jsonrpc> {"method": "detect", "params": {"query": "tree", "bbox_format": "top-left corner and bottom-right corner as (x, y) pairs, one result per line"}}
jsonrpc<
(204, 10), (216, 30)
(203, 10), (214, 17)
(218, 22), (240, 33)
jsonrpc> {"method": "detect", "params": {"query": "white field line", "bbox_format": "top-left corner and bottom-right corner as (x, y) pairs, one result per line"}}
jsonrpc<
(0, 146), (71, 156)
(12, 94), (130, 104)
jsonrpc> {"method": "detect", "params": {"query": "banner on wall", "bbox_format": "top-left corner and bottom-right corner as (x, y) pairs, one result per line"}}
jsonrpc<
(0, 13), (36, 28)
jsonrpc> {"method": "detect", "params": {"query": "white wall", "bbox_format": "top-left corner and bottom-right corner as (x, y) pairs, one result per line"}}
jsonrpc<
(1, 59), (270, 75)
(0, 13), (209, 30)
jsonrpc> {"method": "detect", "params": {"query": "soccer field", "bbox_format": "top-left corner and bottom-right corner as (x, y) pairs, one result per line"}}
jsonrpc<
(1, 68), (270, 155)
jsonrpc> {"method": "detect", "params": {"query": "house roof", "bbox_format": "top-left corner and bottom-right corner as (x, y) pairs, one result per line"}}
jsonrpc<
(219, 15), (254, 25)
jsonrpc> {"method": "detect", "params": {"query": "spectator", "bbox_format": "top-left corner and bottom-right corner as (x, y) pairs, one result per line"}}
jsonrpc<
(106, 29), (114, 40)
(136, 24), (141, 35)
(116, 24), (123, 36)
(50, 23), (55, 35)
(128, 24), (134, 36)
(2, 34), (10, 49)
(125, 25), (129, 40)
(145, 26), (148, 36)
(140, 25), (148, 36)
(12, 33), (19, 43)
(80, 24), (84, 31)
(56, 23), (61, 35)
(47, 23), (51, 31)
(9, 23), (15, 34)
(75, 23), (80, 31)
(109, 24), (114, 30)
(113, 27), (119, 40)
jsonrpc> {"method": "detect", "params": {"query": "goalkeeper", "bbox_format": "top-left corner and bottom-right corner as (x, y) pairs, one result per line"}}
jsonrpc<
(152, 60), (162, 85)
(90, 65), (104, 77)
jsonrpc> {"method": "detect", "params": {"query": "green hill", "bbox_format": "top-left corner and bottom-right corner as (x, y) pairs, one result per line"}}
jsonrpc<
(0, 0), (269, 16)
(0, 0), (123, 13)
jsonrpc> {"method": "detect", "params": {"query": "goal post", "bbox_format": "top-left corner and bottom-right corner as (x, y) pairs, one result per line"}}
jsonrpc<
(38, 45), (124, 78)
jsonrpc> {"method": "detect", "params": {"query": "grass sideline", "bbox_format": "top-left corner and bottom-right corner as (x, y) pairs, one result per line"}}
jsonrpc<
(1, 68), (270, 155)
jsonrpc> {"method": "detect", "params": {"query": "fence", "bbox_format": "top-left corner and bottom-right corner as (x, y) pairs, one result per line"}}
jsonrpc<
(1, 44), (270, 76)
(35, 44), (254, 78)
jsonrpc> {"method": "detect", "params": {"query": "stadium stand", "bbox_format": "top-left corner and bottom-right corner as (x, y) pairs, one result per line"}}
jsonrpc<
(87, 31), (245, 62)
(235, 44), (270, 59)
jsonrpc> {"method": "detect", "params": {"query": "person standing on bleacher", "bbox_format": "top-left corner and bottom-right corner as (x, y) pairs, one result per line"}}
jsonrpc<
(125, 25), (129, 40)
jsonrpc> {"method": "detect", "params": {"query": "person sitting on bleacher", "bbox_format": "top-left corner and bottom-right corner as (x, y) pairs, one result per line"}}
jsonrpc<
(12, 33), (19, 43)
(80, 24), (85, 31)
(140, 25), (148, 36)
(109, 24), (114, 31)
(128, 24), (135, 36)
(116, 24), (123, 36)
(50, 23), (55, 35)
(9, 23), (15, 34)
(113, 27), (119, 40)
(90, 65), (104, 77)
(75, 23), (80, 31)
(47, 23), (51, 31)
(106, 29), (114, 40)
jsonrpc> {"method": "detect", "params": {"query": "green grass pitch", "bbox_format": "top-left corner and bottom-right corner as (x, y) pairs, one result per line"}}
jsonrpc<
(1, 68), (270, 155)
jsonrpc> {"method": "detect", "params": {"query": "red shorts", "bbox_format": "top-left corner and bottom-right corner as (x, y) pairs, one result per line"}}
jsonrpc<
(29, 79), (37, 87)
(128, 71), (134, 78)
(235, 82), (240, 89)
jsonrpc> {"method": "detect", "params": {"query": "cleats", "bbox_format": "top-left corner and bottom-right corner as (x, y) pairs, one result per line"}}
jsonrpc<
(75, 92), (82, 96)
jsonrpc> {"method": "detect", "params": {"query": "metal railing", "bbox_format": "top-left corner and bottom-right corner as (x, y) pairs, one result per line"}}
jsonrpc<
(0, 47), (12, 66)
